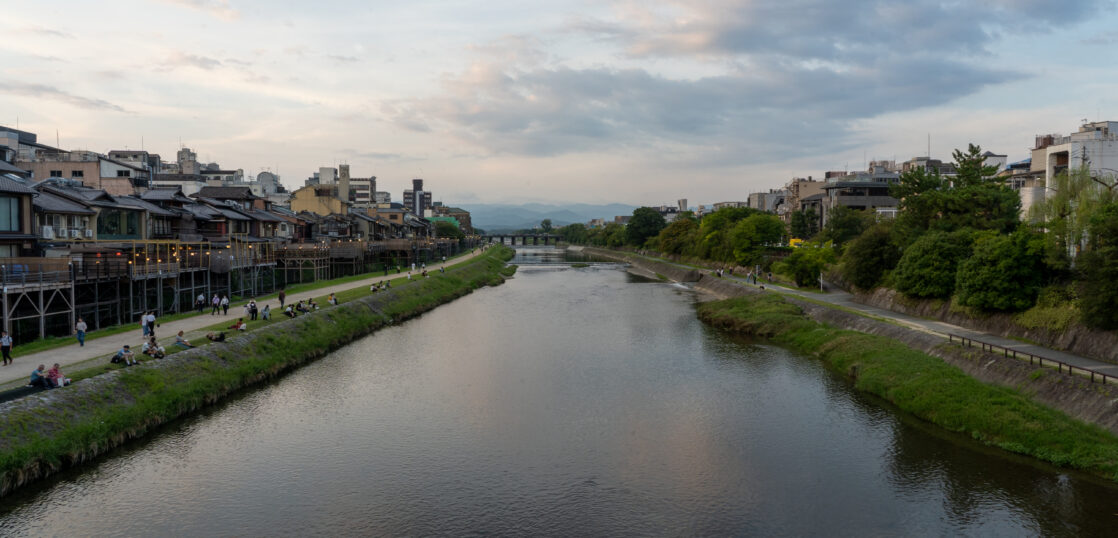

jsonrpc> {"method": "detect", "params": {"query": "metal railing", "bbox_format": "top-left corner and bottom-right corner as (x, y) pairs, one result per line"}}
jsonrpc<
(948, 333), (1115, 385)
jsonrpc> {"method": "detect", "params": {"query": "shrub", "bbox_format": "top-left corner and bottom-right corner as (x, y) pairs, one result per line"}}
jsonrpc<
(892, 229), (975, 299)
(840, 223), (900, 290)
(955, 230), (1047, 311)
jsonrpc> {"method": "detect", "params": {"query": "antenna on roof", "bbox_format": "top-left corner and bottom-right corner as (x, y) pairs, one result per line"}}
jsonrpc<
(927, 133), (930, 158)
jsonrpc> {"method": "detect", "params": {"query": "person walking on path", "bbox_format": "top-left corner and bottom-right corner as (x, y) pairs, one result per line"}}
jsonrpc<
(146, 311), (157, 338)
(141, 311), (150, 337)
(221, 295), (230, 315)
(249, 300), (258, 321)
(278, 290), (286, 308)
(75, 317), (87, 347)
(0, 331), (12, 366)
(211, 294), (220, 315)
(196, 293), (206, 313)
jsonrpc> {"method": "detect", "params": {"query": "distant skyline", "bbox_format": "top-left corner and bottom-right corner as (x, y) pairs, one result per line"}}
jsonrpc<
(4, 1), (1117, 205)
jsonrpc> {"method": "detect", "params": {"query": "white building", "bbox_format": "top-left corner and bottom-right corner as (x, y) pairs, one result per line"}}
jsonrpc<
(1032, 121), (1118, 185)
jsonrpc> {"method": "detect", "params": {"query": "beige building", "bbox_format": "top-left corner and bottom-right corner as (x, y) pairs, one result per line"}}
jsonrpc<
(290, 185), (348, 216)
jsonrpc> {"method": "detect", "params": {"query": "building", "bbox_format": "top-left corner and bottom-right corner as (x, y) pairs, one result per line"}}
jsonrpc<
(0, 176), (39, 256)
(1032, 121), (1118, 186)
(677, 199), (688, 212)
(747, 190), (784, 212)
(712, 201), (749, 211)
(289, 184), (349, 217)
(902, 156), (957, 176)
(820, 181), (898, 225)
(781, 177), (826, 222)
(17, 150), (149, 195)
(403, 179), (432, 216)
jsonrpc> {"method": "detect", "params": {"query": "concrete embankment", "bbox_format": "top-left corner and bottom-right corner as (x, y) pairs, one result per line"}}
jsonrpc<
(583, 247), (702, 283)
(0, 248), (513, 497)
(590, 247), (1118, 436)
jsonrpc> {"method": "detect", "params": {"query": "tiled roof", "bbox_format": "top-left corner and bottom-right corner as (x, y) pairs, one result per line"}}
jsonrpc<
(33, 191), (95, 214)
(0, 175), (37, 195)
(140, 188), (194, 203)
(195, 186), (258, 200)
(116, 196), (177, 217)
(0, 160), (29, 176)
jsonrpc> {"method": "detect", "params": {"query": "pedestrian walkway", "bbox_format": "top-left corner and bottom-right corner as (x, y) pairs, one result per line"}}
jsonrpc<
(629, 251), (1118, 378)
(0, 250), (484, 386)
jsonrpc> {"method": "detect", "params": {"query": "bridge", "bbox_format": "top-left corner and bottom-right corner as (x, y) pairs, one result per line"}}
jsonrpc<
(485, 234), (559, 246)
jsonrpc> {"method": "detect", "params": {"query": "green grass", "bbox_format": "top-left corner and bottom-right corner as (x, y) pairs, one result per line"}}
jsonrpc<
(0, 246), (515, 494)
(697, 293), (1118, 482)
(570, 263), (589, 268)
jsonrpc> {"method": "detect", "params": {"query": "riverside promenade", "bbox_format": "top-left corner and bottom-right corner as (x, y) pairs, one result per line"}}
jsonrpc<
(0, 249), (484, 387)
(616, 249), (1118, 380)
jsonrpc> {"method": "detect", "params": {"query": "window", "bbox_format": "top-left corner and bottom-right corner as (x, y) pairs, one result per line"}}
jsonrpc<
(50, 170), (63, 177)
(71, 170), (84, 178)
(116, 170), (131, 177)
(0, 196), (21, 232)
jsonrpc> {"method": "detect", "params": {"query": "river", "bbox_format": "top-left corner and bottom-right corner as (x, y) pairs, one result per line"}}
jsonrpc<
(1, 246), (1116, 536)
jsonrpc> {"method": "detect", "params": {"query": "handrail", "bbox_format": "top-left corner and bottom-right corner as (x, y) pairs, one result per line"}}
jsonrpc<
(947, 333), (1115, 385)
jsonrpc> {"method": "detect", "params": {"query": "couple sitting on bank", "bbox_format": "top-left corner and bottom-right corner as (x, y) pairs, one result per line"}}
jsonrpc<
(29, 363), (70, 389)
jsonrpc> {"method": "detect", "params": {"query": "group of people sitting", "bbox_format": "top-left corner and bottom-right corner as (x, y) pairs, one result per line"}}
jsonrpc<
(29, 363), (70, 389)
(370, 280), (392, 293)
(283, 299), (318, 318)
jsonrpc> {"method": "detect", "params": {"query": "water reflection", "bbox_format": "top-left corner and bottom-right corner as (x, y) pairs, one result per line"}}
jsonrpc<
(1, 249), (1116, 536)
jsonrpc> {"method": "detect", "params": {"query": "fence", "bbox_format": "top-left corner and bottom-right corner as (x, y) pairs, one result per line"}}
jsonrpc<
(947, 333), (1115, 385)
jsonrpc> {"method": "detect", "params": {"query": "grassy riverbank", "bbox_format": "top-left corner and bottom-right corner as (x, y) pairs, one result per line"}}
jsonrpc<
(697, 294), (1118, 481)
(0, 246), (514, 496)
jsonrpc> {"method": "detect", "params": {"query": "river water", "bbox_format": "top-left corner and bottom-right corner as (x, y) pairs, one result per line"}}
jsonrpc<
(1, 246), (1116, 536)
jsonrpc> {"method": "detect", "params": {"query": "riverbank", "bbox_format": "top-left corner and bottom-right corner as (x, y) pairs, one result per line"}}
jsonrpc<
(697, 294), (1118, 481)
(587, 246), (1118, 481)
(0, 246), (515, 497)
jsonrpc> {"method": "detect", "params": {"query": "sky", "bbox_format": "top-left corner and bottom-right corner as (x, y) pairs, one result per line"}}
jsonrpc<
(4, 0), (1118, 206)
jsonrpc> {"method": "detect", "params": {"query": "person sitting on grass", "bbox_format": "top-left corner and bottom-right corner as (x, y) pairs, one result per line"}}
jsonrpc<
(284, 305), (296, 318)
(112, 345), (138, 366)
(46, 363), (71, 387)
(29, 364), (50, 389)
(206, 331), (227, 342)
(295, 301), (309, 314)
(327, 293), (337, 306)
(142, 336), (165, 359)
(370, 283), (378, 293)
(175, 331), (193, 349)
(229, 318), (247, 331)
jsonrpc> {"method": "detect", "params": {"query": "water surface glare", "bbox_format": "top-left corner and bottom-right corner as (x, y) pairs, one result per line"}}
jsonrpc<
(1, 249), (1116, 536)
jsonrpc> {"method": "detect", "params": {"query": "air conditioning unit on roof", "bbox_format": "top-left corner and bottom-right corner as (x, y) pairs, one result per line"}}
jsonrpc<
(41, 225), (54, 239)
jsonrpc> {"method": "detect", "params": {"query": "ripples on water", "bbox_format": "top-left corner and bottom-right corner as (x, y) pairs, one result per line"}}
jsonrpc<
(1, 247), (1116, 536)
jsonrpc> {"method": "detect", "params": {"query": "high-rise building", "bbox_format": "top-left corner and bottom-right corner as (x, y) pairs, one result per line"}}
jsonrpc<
(403, 178), (432, 215)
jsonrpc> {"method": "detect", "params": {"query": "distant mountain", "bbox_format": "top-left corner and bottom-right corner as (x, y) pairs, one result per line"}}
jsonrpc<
(460, 203), (639, 233)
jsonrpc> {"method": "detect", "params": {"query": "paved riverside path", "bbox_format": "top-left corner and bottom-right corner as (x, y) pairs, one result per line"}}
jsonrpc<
(0, 249), (485, 386)
(623, 251), (1118, 379)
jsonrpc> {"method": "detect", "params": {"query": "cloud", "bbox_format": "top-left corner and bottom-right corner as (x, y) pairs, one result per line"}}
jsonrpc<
(327, 54), (360, 63)
(343, 149), (404, 160)
(157, 0), (239, 21)
(162, 52), (223, 70)
(19, 25), (74, 39)
(384, 0), (1103, 164)
(0, 81), (128, 112)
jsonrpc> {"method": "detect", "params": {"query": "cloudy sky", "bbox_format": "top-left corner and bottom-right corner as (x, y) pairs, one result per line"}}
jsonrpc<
(4, 0), (1117, 206)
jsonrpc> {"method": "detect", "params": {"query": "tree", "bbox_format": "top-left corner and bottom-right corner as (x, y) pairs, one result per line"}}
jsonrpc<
(1077, 203), (1118, 329)
(540, 219), (553, 233)
(820, 205), (873, 247)
(626, 207), (667, 247)
(840, 223), (900, 290)
(557, 223), (588, 244)
(951, 143), (1001, 188)
(434, 221), (464, 240)
(655, 217), (699, 255)
(775, 243), (836, 287)
(790, 209), (819, 240)
(955, 230), (1047, 311)
(892, 229), (975, 299)
(729, 213), (785, 266)
(694, 207), (757, 261)
(1030, 167), (1118, 274)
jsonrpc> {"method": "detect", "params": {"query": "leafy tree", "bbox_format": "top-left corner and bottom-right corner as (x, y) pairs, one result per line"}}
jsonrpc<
(1029, 167), (1118, 274)
(434, 221), (464, 239)
(1077, 203), (1118, 329)
(789, 209), (819, 240)
(540, 219), (553, 233)
(656, 217), (699, 255)
(840, 223), (900, 290)
(955, 230), (1047, 311)
(820, 205), (873, 247)
(892, 229), (975, 299)
(775, 243), (836, 287)
(626, 207), (666, 247)
(729, 213), (785, 266)
(693, 207), (756, 261)
(556, 223), (588, 244)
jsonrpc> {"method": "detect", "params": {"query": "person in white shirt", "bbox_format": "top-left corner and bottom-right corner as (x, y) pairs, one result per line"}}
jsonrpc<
(142, 337), (165, 359)
(0, 331), (12, 366)
(75, 317), (88, 347)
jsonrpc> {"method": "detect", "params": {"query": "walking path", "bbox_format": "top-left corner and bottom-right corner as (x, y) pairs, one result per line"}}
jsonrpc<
(626, 251), (1118, 378)
(0, 250), (483, 386)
